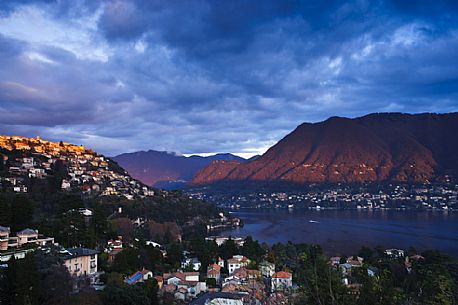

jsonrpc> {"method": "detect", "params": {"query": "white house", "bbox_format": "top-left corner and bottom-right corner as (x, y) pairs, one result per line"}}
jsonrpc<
(227, 255), (250, 274)
(181, 257), (201, 271)
(271, 271), (293, 292)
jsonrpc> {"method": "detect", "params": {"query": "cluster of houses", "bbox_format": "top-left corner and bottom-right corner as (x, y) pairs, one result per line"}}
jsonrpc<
(0, 225), (101, 288)
(190, 183), (458, 210)
(115, 245), (293, 304)
(0, 226), (55, 261)
(0, 135), (154, 199)
(329, 248), (425, 294)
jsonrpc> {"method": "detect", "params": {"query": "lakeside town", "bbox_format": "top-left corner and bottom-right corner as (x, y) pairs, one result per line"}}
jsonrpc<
(188, 182), (458, 211)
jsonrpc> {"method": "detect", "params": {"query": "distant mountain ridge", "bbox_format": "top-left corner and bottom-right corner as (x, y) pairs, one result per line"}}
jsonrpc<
(113, 150), (249, 187)
(192, 113), (458, 185)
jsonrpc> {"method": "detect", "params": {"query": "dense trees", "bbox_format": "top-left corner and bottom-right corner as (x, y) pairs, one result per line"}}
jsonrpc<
(0, 251), (72, 305)
(0, 194), (34, 232)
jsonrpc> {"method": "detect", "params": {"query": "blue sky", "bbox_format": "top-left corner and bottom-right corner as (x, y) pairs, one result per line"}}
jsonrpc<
(0, 0), (457, 157)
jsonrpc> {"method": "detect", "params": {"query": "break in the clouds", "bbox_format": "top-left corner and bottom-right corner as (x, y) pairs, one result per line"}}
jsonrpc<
(0, 0), (457, 157)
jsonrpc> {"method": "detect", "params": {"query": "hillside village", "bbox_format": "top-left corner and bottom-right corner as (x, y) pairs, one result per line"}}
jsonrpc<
(0, 135), (155, 199)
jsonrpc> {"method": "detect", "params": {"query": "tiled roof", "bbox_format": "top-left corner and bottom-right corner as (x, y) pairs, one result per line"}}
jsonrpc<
(0, 226), (10, 233)
(272, 271), (292, 279)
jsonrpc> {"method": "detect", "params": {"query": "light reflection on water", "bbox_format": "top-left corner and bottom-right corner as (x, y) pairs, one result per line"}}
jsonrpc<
(219, 209), (458, 257)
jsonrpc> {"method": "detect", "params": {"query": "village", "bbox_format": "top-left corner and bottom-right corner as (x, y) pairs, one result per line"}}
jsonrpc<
(1, 222), (426, 305)
(189, 182), (458, 210)
(0, 136), (155, 199)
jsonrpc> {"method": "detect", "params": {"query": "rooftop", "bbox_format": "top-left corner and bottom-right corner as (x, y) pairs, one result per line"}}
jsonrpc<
(272, 271), (292, 279)
(188, 292), (245, 305)
(16, 228), (37, 235)
(63, 247), (99, 259)
(0, 226), (10, 233)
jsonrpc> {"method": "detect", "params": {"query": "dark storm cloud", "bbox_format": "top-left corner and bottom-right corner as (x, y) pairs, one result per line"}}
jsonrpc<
(0, 0), (457, 156)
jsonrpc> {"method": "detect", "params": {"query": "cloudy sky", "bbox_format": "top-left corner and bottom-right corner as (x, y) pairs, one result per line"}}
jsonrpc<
(0, 0), (457, 157)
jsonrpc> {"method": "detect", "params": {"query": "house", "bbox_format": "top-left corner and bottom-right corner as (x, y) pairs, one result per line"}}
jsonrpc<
(227, 255), (250, 274)
(205, 236), (245, 247)
(0, 228), (54, 251)
(329, 256), (341, 266)
(154, 276), (164, 289)
(217, 257), (225, 268)
(175, 287), (188, 301)
(222, 275), (243, 287)
(125, 269), (153, 285)
(163, 272), (200, 285)
(107, 248), (123, 263)
(181, 257), (201, 271)
(0, 226), (10, 251)
(207, 263), (221, 282)
(162, 272), (207, 301)
(384, 249), (405, 259)
(188, 292), (245, 305)
(346, 256), (364, 267)
(339, 263), (353, 276)
(271, 271), (293, 292)
(367, 266), (378, 277)
(259, 261), (275, 278)
(232, 267), (261, 281)
(62, 247), (99, 281)
(107, 238), (123, 250)
(145, 240), (162, 248)
(16, 228), (54, 247)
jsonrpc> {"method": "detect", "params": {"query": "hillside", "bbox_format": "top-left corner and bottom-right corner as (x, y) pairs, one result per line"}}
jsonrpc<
(113, 150), (247, 187)
(0, 135), (227, 244)
(0, 135), (154, 199)
(192, 113), (458, 185)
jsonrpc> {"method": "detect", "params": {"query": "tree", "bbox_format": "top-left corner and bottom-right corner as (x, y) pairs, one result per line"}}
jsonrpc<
(166, 242), (183, 269)
(112, 248), (141, 275)
(219, 238), (238, 260)
(11, 254), (41, 305)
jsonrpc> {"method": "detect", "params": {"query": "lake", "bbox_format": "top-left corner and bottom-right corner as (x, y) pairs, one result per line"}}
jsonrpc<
(219, 209), (458, 257)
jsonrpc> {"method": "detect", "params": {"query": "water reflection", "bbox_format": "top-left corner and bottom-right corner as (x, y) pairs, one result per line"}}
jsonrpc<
(219, 209), (458, 257)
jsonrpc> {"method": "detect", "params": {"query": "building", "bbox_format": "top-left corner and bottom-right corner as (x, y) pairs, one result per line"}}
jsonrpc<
(188, 292), (245, 305)
(0, 226), (10, 251)
(384, 249), (405, 259)
(162, 272), (207, 300)
(259, 260), (275, 278)
(205, 236), (245, 247)
(0, 227), (54, 252)
(15, 228), (54, 247)
(181, 257), (201, 271)
(63, 248), (99, 280)
(329, 256), (341, 266)
(227, 255), (250, 274)
(346, 256), (364, 267)
(271, 271), (293, 292)
(207, 263), (222, 282)
(125, 269), (153, 285)
(217, 257), (225, 268)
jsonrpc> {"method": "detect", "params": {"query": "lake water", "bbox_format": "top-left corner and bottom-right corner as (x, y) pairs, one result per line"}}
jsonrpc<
(219, 209), (458, 257)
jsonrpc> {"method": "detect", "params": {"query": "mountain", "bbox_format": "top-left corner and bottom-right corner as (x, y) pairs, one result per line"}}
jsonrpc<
(192, 113), (458, 185)
(112, 150), (247, 187)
